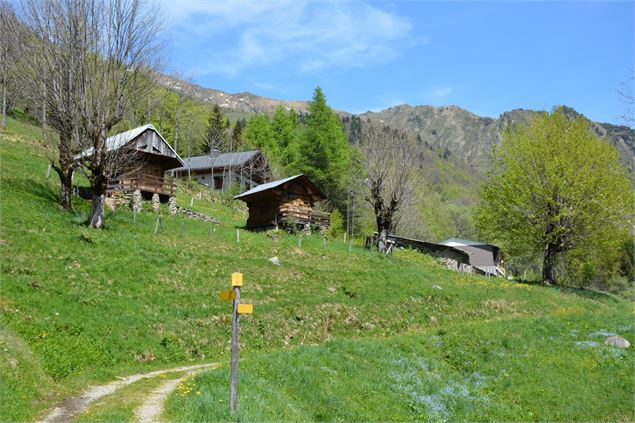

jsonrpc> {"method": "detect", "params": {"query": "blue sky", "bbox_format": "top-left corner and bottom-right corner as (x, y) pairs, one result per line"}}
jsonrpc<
(161, 1), (634, 125)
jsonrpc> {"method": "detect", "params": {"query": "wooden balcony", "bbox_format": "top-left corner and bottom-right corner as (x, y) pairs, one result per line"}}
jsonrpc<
(107, 172), (176, 196)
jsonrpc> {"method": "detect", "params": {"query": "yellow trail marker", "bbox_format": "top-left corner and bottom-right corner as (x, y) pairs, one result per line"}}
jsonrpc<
(219, 290), (236, 301)
(232, 272), (243, 287)
(237, 303), (253, 314)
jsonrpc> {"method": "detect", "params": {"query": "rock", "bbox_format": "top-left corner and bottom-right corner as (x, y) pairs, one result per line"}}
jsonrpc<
(604, 336), (630, 349)
(131, 189), (142, 213)
(168, 197), (177, 215)
(439, 257), (458, 271)
(459, 263), (474, 274)
(268, 256), (280, 266)
(175, 206), (221, 223)
(104, 197), (118, 211)
(151, 193), (160, 213)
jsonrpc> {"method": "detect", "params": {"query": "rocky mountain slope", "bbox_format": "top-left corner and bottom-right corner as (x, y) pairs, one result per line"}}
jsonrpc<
(156, 74), (311, 115)
(156, 75), (634, 170)
(359, 105), (634, 169)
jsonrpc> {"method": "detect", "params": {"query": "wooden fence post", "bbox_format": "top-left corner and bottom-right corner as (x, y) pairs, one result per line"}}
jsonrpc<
(230, 273), (242, 415)
(219, 273), (253, 416)
(154, 215), (163, 235)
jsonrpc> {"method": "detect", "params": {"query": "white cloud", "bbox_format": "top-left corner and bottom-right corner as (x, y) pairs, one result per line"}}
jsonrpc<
(430, 87), (453, 98)
(161, 0), (415, 77)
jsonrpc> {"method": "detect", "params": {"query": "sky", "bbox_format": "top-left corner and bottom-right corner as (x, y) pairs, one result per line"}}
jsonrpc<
(160, 1), (634, 125)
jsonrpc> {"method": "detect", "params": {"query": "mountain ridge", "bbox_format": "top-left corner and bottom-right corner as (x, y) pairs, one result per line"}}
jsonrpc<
(155, 75), (634, 170)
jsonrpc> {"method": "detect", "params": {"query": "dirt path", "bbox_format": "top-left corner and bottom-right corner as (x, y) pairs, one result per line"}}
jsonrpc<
(38, 363), (218, 423)
(134, 368), (201, 423)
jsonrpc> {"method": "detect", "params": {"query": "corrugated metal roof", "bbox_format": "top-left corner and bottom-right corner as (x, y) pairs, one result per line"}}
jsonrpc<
(441, 237), (491, 247)
(234, 174), (303, 199)
(172, 150), (261, 172)
(106, 124), (155, 151)
(77, 124), (183, 166)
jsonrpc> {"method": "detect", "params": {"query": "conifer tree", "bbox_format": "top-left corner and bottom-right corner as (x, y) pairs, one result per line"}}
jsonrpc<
(231, 119), (245, 152)
(293, 87), (351, 205)
(271, 106), (299, 168)
(205, 104), (229, 153)
(244, 114), (276, 157)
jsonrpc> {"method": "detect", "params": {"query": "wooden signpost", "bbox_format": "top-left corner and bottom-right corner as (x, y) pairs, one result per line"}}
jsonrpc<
(219, 272), (253, 415)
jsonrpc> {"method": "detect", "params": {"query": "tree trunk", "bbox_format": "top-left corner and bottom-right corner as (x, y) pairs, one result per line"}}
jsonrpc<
(1, 75), (6, 130)
(542, 244), (558, 285)
(376, 210), (392, 254)
(174, 108), (180, 153)
(89, 170), (107, 228)
(89, 194), (105, 228)
(377, 227), (389, 253)
(57, 168), (73, 209)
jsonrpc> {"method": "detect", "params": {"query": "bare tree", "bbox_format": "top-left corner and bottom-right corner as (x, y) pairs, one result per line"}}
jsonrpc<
(20, 0), (162, 226)
(0, 1), (21, 130)
(169, 72), (193, 155)
(618, 73), (634, 125)
(237, 151), (272, 191)
(357, 122), (419, 253)
(19, 0), (89, 208)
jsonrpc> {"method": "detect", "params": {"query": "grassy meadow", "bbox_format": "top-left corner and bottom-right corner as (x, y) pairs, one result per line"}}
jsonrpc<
(0, 117), (633, 422)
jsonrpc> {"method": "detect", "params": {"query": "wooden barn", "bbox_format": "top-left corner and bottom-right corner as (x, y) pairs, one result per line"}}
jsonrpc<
(234, 174), (330, 230)
(81, 124), (184, 200)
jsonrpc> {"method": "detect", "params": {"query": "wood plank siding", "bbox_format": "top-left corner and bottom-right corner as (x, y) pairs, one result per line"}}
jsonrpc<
(235, 175), (330, 231)
(97, 124), (184, 200)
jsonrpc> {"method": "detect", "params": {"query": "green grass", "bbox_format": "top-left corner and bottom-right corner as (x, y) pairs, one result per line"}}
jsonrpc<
(166, 309), (633, 422)
(1, 117), (633, 422)
(0, 328), (56, 422)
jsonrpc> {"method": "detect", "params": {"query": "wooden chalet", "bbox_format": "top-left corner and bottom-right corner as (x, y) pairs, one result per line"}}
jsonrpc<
(81, 124), (184, 200)
(234, 174), (330, 230)
(171, 150), (269, 194)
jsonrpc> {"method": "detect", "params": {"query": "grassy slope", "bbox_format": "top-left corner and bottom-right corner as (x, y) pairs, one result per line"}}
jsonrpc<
(0, 117), (633, 422)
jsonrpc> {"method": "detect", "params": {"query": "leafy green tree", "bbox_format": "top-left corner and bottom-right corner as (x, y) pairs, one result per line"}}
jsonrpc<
(205, 104), (229, 153)
(244, 114), (277, 156)
(271, 106), (299, 168)
(292, 87), (351, 205)
(475, 108), (633, 285)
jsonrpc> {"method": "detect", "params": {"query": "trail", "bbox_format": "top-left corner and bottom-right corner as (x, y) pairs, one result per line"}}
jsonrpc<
(39, 363), (218, 423)
(134, 370), (201, 423)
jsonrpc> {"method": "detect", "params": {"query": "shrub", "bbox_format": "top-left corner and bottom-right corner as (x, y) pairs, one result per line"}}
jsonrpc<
(327, 208), (344, 239)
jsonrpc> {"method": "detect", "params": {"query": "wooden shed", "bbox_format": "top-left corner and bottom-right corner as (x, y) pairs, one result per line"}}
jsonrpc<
(81, 124), (184, 200)
(440, 238), (505, 277)
(234, 174), (330, 230)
